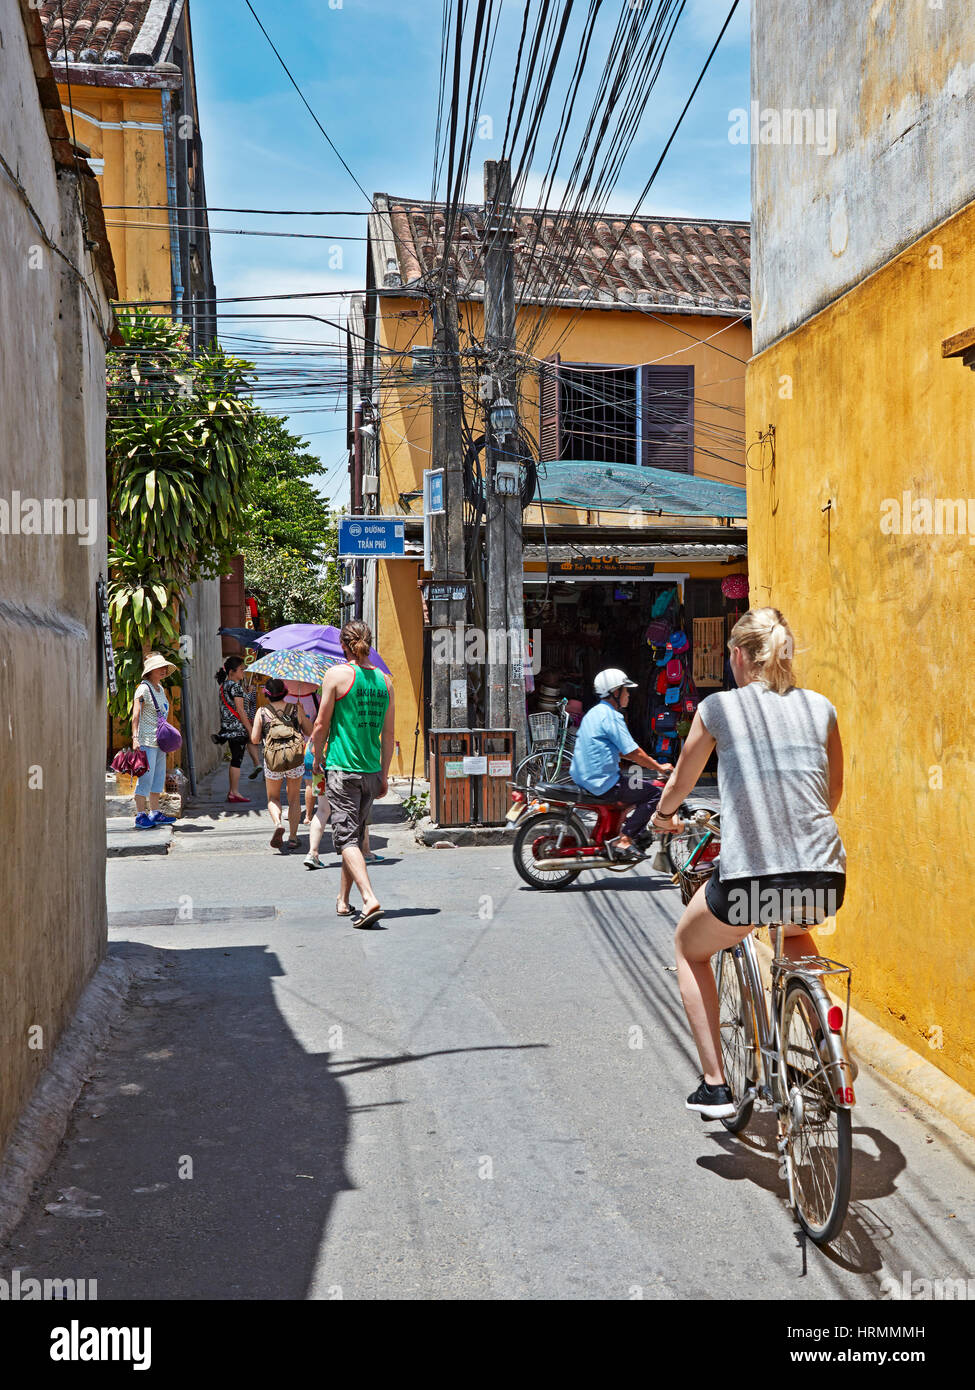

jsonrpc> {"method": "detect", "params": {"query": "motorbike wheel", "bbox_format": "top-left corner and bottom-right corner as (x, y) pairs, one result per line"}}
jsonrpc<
(513, 810), (585, 890)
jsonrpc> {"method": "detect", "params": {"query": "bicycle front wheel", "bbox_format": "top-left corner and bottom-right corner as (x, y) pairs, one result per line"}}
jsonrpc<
(781, 981), (853, 1244)
(714, 946), (756, 1134)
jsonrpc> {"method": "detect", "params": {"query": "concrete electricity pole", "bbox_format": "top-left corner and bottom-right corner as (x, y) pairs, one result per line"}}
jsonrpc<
(430, 270), (469, 731)
(483, 158), (527, 757)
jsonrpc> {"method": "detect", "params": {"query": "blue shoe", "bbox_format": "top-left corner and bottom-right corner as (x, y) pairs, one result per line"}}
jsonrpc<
(150, 810), (176, 825)
(134, 813), (155, 830)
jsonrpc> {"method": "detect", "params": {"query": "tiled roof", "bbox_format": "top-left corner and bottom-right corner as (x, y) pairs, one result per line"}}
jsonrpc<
(38, 0), (181, 66)
(373, 194), (750, 315)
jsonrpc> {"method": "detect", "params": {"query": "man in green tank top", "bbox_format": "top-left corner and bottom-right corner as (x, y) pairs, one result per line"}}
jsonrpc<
(310, 620), (394, 928)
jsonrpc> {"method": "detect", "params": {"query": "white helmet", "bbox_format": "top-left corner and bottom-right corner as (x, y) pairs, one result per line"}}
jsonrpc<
(594, 668), (638, 698)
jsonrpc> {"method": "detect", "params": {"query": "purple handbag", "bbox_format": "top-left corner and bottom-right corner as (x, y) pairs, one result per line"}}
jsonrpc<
(146, 684), (182, 753)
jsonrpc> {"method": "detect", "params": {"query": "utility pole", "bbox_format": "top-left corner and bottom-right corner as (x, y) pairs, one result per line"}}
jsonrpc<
(430, 269), (469, 731)
(483, 158), (528, 758)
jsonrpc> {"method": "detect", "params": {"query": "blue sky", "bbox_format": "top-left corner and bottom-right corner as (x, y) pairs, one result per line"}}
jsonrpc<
(190, 0), (751, 505)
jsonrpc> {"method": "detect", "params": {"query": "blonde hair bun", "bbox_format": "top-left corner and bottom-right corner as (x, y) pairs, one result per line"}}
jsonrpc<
(728, 608), (796, 694)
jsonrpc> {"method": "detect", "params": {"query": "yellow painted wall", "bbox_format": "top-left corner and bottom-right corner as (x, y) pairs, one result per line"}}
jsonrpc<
(746, 197), (975, 1095)
(56, 83), (171, 306)
(376, 298), (750, 773)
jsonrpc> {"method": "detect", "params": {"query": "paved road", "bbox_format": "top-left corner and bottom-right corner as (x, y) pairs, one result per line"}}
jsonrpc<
(3, 788), (974, 1300)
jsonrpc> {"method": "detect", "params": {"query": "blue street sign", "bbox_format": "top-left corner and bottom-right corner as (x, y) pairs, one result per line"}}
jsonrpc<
(428, 469), (445, 514)
(338, 517), (406, 558)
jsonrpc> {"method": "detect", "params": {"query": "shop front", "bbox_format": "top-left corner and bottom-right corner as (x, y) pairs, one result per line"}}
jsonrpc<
(523, 545), (748, 765)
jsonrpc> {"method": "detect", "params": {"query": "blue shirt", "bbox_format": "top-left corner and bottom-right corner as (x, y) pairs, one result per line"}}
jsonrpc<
(569, 699), (638, 795)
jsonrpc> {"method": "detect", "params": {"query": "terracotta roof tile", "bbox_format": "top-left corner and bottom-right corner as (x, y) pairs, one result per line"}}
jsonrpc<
(375, 195), (750, 313)
(38, 1), (170, 65)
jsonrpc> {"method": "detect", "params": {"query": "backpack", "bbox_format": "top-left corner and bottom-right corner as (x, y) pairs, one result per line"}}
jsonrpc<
(263, 704), (305, 773)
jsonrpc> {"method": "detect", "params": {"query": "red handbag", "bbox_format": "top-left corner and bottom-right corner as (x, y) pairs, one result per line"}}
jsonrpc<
(111, 747), (149, 778)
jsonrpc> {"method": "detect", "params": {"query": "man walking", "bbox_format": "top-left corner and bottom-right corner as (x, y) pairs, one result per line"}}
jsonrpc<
(310, 620), (394, 927)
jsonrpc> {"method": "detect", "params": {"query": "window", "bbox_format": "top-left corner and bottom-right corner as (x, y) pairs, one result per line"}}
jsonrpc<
(539, 357), (693, 471)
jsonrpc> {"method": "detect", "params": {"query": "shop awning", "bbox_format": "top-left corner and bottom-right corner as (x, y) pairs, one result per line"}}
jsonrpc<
(535, 461), (746, 518)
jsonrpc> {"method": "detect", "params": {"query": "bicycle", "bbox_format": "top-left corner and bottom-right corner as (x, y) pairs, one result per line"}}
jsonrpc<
(674, 818), (856, 1245)
(515, 697), (577, 790)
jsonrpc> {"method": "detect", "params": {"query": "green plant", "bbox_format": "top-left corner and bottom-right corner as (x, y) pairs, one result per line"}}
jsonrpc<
(402, 791), (430, 824)
(108, 311), (254, 586)
(242, 542), (339, 630)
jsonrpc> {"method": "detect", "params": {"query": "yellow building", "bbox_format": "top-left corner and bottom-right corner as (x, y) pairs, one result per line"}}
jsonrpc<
(748, 4), (975, 1093)
(39, 0), (222, 779)
(39, 0), (216, 343)
(352, 195), (752, 778)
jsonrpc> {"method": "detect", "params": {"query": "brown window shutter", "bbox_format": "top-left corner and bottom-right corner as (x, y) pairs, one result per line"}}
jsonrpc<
(641, 365), (694, 472)
(539, 352), (561, 462)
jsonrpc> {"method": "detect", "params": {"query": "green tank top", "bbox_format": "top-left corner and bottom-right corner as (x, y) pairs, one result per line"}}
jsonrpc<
(326, 665), (389, 774)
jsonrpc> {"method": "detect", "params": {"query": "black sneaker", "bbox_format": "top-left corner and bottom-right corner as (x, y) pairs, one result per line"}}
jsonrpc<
(686, 1077), (736, 1119)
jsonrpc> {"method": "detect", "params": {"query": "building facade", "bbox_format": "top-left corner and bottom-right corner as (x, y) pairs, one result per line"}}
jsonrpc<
(748, 1), (975, 1093)
(38, 0), (223, 779)
(0, 0), (116, 1161)
(354, 195), (751, 776)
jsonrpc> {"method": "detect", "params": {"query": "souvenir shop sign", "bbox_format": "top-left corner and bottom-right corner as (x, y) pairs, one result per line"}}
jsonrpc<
(551, 556), (655, 576)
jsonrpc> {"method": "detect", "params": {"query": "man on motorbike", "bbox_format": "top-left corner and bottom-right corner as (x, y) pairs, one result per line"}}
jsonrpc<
(569, 669), (674, 862)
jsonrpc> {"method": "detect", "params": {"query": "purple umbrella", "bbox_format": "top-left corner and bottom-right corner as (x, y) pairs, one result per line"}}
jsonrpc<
(256, 623), (391, 675)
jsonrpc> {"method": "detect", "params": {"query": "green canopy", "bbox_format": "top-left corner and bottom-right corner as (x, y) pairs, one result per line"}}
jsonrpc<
(535, 461), (746, 518)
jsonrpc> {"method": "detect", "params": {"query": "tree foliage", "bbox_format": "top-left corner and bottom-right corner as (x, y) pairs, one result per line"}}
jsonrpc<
(106, 311), (256, 719)
(240, 412), (342, 629)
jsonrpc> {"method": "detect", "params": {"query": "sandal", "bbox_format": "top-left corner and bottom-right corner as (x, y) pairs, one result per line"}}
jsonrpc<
(336, 900), (353, 917)
(270, 826), (285, 850)
(354, 906), (385, 930)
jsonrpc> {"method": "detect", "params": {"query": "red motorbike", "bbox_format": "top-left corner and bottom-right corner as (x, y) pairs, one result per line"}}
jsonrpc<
(508, 779), (718, 890)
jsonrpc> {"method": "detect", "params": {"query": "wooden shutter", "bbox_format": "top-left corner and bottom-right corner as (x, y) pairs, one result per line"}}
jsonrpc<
(693, 617), (725, 687)
(539, 352), (561, 462)
(641, 365), (693, 472)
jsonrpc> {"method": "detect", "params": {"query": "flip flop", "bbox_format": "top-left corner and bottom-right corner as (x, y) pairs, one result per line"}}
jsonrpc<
(335, 900), (353, 917)
(270, 826), (285, 850)
(353, 906), (384, 929)
(365, 852), (386, 864)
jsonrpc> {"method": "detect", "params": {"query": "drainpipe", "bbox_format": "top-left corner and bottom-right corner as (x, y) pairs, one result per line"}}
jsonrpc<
(161, 92), (184, 320)
(178, 602), (197, 798)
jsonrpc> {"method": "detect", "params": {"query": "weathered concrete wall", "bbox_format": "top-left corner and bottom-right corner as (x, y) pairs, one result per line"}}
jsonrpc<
(750, 0), (975, 351)
(180, 577), (223, 781)
(0, 0), (112, 1158)
(747, 196), (975, 1095)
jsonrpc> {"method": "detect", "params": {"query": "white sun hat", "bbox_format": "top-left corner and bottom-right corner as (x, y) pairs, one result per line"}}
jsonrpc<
(141, 653), (174, 677)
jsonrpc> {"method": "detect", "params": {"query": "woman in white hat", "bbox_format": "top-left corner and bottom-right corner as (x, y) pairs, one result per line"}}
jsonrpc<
(131, 654), (176, 830)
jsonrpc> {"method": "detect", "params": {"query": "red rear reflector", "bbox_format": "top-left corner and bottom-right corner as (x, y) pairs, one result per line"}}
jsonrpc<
(512, 791), (524, 802)
(827, 1006), (843, 1031)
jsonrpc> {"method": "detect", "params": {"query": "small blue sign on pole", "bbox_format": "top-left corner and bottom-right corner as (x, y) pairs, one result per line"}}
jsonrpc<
(338, 517), (406, 558)
(428, 469), (445, 515)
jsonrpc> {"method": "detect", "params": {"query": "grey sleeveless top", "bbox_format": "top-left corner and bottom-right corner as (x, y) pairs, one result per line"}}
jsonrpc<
(698, 683), (846, 879)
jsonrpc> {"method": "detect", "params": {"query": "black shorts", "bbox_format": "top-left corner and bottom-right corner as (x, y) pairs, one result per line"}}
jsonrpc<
(705, 869), (846, 927)
(228, 737), (248, 769)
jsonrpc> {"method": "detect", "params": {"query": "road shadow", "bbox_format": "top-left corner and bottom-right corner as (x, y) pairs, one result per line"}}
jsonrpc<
(0, 941), (534, 1299)
(1, 941), (351, 1300)
(696, 1116), (909, 1274)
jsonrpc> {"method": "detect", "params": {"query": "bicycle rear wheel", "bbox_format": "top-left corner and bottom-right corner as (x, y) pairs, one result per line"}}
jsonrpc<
(780, 981), (853, 1244)
(714, 946), (756, 1134)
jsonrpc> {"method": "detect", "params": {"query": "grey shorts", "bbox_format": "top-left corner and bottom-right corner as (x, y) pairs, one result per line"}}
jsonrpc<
(326, 769), (382, 851)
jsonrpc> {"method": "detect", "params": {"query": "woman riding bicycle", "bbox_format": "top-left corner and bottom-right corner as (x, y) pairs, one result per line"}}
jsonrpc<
(650, 608), (846, 1119)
